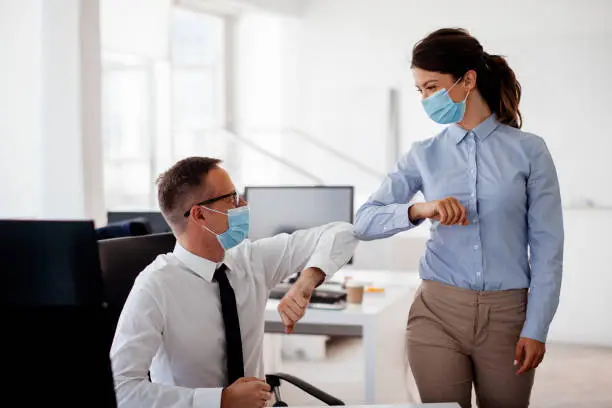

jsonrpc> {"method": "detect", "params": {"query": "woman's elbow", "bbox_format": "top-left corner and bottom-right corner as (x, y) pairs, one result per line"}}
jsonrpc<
(353, 214), (376, 241)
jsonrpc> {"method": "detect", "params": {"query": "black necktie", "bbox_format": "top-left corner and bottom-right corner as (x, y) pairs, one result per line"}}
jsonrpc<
(213, 264), (244, 385)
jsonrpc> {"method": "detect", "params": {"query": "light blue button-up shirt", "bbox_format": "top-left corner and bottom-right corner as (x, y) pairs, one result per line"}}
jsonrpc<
(355, 115), (563, 342)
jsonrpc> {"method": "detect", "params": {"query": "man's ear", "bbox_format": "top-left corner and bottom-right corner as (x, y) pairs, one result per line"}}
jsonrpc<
(190, 205), (207, 225)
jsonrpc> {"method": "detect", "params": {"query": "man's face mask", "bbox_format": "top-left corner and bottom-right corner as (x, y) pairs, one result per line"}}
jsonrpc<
(201, 205), (250, 250)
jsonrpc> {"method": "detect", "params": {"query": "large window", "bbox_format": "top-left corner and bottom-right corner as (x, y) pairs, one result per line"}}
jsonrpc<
(102, 8), (226, 210)
(171, 8), (225, 161)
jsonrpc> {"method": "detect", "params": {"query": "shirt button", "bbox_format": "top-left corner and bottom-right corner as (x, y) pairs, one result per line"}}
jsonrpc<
(472, 218), (478, 223)
(470, 192), (475, 197)
(473, 244), (479, 250)
(476, 271), (481, 276)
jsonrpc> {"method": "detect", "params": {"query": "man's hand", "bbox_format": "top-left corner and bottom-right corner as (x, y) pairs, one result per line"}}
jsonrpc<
(221, 377), (271, 408)
(515, 337), (546, 375)
(277, 267), (324, 334)
(409, 198), (469, 226)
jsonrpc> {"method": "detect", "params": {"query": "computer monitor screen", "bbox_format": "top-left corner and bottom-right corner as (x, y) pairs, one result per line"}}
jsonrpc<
(0, 220), (117, 407)
(107, 211), (170, 233)
(244, 186), (354, 240)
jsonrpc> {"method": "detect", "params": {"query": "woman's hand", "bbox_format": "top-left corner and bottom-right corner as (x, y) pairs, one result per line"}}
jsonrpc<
(515, 338), (546, 375)
(409, 197), (469, 226)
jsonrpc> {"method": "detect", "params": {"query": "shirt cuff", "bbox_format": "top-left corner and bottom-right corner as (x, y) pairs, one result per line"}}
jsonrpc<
(304, 228), (357, 281)
(373, 203), (417, 235)
(401, 204), (424, 229)
(520, 320), (548, 343)
(305, 258), (339, 281)
(193, 387), (223, 408)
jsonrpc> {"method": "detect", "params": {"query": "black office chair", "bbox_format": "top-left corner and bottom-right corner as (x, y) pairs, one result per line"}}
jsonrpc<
(98, 233), (345, 407)
(95, 217), (152, 240)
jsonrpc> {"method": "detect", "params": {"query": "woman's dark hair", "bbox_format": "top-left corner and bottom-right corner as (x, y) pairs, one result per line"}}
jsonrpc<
(412, 28), (522, 128)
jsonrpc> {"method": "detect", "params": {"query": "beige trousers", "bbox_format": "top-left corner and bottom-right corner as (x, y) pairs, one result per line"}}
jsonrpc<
(407, 280), (535, 408)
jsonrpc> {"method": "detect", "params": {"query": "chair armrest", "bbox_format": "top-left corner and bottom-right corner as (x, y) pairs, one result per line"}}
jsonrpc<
(266, 372), (345, 406)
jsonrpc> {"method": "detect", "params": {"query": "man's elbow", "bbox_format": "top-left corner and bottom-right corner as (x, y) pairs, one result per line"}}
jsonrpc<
(113, 374), (149, 406)
(353, 227), (375, 241)
(114, 372), (147, 391)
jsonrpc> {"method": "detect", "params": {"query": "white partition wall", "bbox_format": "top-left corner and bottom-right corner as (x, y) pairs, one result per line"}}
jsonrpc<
(0, 0), (105, 225)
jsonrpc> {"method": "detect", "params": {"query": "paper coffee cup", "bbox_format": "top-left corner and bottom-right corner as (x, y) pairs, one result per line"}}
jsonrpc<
(346, 280), (365, 304)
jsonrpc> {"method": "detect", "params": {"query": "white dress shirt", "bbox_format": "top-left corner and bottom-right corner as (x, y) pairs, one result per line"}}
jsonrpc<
(110, 222), (357, 408)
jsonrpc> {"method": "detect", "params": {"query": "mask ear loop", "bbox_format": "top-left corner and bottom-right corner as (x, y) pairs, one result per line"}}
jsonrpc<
(200, 205), (228, 216)
(449, 75), (471, 103)
(447, 76), (463, 93)
(202, 224), (220, 237)
(460, 73), (473, 102)
(199, 205), (228, 237)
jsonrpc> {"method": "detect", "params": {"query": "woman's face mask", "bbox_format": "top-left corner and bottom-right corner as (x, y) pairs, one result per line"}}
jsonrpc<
(421, 77), (470, 125)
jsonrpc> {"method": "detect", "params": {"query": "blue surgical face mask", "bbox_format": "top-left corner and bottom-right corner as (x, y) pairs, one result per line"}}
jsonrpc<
(201, 205), (250, 250)
(421, 77), (470, 125)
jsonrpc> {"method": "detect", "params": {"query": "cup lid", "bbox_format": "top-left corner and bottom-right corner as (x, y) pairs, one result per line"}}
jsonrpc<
(346, 280), (367, 288)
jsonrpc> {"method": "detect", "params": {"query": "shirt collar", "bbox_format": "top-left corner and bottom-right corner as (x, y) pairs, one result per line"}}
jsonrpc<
(450, 114), (500, 144)
(173, 241), (221, 282)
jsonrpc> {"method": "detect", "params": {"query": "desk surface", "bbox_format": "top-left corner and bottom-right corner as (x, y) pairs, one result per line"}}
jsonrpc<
(331, 268), (421, 286)
(265, 269), (421, 326)
(292, 404), (460, 408)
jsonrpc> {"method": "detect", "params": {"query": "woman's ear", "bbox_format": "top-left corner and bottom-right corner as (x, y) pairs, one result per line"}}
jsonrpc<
(464, 69), (478, 91)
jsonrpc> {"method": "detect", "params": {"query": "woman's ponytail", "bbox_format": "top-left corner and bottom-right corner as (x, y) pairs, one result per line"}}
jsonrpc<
(480, 53), (522, 128)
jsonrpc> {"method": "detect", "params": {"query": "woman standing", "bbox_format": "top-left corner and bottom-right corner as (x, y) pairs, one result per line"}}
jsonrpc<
(354, 28), (563, 408)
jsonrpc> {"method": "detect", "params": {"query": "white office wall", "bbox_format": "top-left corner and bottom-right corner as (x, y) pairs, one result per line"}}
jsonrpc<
(233, 12), (301, 131)
(232, 0), (304, 16)
(548, 210), (612, 346)
(266, 0), (612, 345)
(100, 0), (171, 59)
(234, 13), (284, 130)
(231, 12), (313, 187)
(288, 0), (612, 207)
(41, 0), (85, 218)
(177, 0), (305, 16)
(0, 0), (105, 224)
(80, 0), (107, 225)
(0, 0), (44, 218)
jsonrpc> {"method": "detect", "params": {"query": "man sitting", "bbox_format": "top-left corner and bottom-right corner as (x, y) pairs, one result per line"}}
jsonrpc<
(110, 157), (358, 408)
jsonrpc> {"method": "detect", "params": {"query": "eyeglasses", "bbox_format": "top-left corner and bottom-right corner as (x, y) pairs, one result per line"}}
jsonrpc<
(183, 192), (240, 217)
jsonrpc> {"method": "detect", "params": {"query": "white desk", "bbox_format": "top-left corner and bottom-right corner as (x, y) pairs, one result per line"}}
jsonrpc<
(293, 405), (459, 408)
(264, 269), (422, 405)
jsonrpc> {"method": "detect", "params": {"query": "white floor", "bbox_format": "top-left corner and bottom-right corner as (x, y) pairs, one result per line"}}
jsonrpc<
(276, 337), (612, 407)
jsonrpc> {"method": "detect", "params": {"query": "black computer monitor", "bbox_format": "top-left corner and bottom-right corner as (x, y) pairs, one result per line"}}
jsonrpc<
(243, 186), (354, 239)
(107, 211), (170, 233)
(0, 220), (117, 407)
